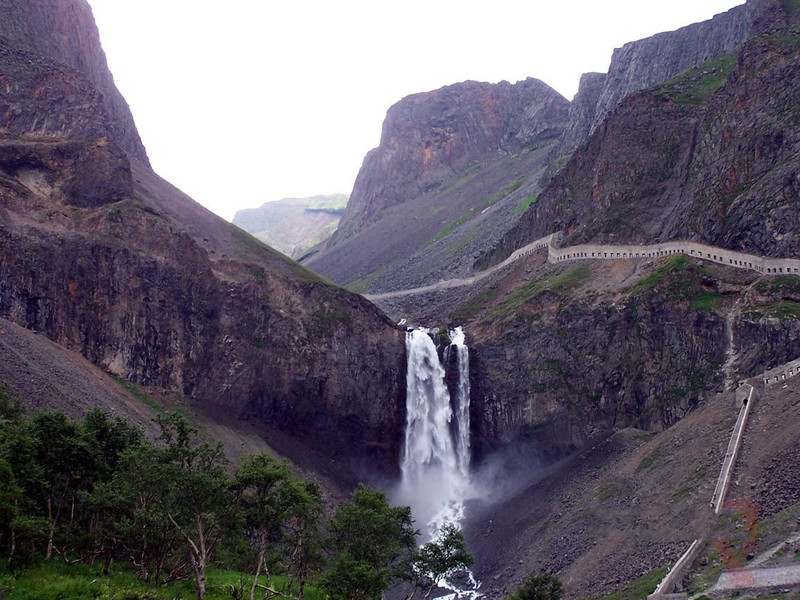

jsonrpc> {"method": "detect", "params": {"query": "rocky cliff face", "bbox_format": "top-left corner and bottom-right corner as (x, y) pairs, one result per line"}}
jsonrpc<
(0, 0), (149, 164)
(556, 72), (607, 158)
(558, 0), (766, 157)
(486, 7), (800, 268)
(327, 78), (569, 243)
(464, 2), (800, 454)
(0, 0), (407, 477)
(233, 194), (347, 259)
(460, 255), (800, 463)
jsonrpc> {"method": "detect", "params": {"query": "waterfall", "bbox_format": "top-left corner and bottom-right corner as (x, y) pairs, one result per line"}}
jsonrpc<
(447, 327), (471, 479)
(400, 327), (472, 536)
(400, 326), (481, 599)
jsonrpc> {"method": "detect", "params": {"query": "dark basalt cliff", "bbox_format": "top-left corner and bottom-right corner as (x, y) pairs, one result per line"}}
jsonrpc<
(0, 0), (149, 165)
(330, 78), (569, 242)
(0, 0), (406, 477)
(465, 266), (800, 460)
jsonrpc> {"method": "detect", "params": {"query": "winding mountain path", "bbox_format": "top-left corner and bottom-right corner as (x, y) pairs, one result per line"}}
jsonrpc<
(364, 233), (800, 301)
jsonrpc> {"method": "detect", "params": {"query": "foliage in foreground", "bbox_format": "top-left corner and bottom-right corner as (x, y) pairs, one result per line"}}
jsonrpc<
(0, 386), (473, 600)
(506, 572), (564, 600)
(0, 561), (327, 600)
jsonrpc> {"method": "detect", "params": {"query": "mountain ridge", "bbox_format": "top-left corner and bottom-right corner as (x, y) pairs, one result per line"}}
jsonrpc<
(233, 193), (348, 259)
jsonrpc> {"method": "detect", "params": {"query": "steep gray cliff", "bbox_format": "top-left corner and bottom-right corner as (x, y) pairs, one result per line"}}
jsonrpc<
(0, 0), (149, 164)
(559, 0), (770, 156)
(556, 72), (607, 158)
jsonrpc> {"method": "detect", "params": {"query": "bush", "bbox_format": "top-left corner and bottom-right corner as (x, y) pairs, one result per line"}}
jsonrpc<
(507, 572), (563, 600)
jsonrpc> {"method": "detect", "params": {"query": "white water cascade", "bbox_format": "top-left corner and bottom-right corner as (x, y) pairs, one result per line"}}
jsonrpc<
(400, 327), (480, 598)
(446, 327), (471, 480)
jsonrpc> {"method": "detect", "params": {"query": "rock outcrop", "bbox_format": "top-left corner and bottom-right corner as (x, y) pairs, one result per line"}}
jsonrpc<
(0, 0), (149, 164)
(556, 72), (607, 158)
(0, 0), (407, 477)
(330, 78), (568, 242)
(233, 194), (348, 259)
(304, 79), (569, 289)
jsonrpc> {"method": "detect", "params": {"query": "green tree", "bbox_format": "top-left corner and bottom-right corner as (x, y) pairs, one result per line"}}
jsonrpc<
(322, 484), (417, 600)
(76, 410), (144, 569)
(30, 410), (94, 560)
(156, 411), (238, 600)
(0, 395), (46, 567)
(277, 475), (323, 600)
(507, 572), (564, 600)
(110, 443), (184, 583)
(0, 457), (21, 559)
(409, 523), (474, 600)
(236, 453), (323, 600)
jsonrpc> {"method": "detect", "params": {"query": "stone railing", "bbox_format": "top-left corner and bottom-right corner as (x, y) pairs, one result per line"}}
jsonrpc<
(761, 358), (800, 387)
(648, 538), (704, 599)
(711, 384), (756, 514)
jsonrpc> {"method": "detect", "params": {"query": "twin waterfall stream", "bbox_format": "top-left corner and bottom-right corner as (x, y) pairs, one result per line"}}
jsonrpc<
(399, 327), (480, 599)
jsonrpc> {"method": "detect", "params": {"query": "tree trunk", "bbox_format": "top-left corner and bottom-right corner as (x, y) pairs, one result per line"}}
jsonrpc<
(249, 540), (265, 600)
(193, 553), (207, 600)
(45, 498), (54, 560)
(193, 512), (207, 600)
(423, 581), (438, 600)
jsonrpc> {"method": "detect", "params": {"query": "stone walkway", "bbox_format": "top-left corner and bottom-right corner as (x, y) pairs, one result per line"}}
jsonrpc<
(710, 564), (800, 595)
(711, 385), (755, 514)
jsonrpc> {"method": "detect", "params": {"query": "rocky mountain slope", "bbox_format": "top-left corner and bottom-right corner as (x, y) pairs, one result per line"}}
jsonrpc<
(303, 2), (778, 297)
(467, 374), (800, 599)
(0, 0), (407, 479)
(233, 194), (347, 259)
(303, 78), (570, 289)
(330, 0), (799, 461)
(361, 3), (800, 593)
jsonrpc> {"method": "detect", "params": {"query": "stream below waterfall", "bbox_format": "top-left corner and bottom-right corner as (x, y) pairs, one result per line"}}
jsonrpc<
(398, 327), (482, 599)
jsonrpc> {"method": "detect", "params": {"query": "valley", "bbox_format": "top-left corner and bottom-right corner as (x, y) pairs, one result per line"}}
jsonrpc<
(1, 0), (799, 599)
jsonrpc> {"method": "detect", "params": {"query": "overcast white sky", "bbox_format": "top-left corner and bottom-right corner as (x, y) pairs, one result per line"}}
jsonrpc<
(87, 0), (744, 221)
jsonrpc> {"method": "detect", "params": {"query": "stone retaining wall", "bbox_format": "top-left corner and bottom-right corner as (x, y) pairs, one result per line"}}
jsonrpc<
(546, 237), (800, 276)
